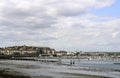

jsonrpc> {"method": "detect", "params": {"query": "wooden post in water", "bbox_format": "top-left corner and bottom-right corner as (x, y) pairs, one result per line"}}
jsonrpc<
(58, 57), (62, 64)
(73, 59), (75, 65)
(70, 53), (75, 65)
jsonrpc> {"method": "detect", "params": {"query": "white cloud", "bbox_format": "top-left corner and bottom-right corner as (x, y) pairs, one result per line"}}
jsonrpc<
(112, 32), (118, 38)
(0, 0), (115, 16)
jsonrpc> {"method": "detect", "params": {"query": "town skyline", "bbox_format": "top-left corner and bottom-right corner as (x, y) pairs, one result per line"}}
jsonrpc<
(0, 45), (120, 52)
(0, 0), (120, 52)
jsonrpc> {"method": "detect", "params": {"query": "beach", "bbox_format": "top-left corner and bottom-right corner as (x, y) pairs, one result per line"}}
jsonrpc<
(0, 60), (120, 78)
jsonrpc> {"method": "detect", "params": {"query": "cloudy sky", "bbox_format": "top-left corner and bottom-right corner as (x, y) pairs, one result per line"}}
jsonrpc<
(0, 0), (120, 51)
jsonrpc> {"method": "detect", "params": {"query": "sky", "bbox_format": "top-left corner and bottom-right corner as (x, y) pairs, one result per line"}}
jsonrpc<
(0, 0), (120, 52)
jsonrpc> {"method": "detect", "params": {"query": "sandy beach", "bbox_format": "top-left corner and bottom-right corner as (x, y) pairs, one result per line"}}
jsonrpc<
(0, 60), (120, 78)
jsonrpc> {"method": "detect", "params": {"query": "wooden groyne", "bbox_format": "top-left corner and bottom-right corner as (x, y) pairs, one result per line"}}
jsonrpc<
(37, 59), (58, 62)
(11, 57), (59, 63)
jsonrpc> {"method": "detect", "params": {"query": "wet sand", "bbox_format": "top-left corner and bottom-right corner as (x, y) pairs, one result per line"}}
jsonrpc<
(0, 69), (110, 78)
(0, 70), (30, 78)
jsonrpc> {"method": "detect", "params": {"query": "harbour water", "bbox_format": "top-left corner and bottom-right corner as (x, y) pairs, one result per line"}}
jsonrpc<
(61, 59), (120, 70)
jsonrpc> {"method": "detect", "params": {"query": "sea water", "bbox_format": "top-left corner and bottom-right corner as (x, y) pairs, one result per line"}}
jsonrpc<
(61, 59), (120, 70)
(76, 60), (120, 70)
